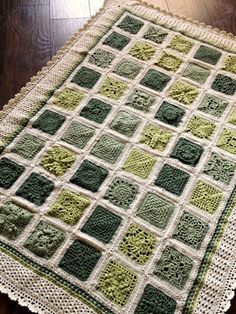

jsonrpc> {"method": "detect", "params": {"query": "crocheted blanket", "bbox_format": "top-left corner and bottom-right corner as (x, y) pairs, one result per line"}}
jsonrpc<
(0, 1), (236, 313)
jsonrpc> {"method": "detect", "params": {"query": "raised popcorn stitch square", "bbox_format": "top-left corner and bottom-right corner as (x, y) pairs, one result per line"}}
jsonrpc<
(53, 88), (84, 111)
(168, 81), (198, 105)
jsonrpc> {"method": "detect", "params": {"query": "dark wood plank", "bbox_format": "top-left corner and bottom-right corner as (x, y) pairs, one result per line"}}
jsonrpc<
(50, 17), (88, 55)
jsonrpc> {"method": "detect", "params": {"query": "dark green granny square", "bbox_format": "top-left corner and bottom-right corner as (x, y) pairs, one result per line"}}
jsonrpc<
(72, 66), (101, 89)
(194, 45), (222, 65)
(0, 158), (25, 189)
(32, 109), (66, 135)
(140, 69), (171, 92)
(103, 31), (131, 51)
(79, 98), (112, 124)
(155, 101), (185, 126)
(117, 15), (144, 34)
(211, 74), (236, 96)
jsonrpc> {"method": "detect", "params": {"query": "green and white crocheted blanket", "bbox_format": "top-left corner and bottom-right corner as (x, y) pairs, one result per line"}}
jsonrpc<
(0, 1), (236, 313)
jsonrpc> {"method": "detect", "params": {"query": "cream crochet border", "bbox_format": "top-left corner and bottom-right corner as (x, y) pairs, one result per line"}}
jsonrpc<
(0, 0), (236, 313)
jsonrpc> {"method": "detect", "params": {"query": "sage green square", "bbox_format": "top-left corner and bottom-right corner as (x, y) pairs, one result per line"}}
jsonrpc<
(12, 133), (45, 160)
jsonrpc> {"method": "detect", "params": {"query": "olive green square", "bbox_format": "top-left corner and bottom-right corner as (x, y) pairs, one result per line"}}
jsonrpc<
(155, 52), (182, 72)
(53, 88), (84, 111)
(168, 81), (198, 105)
(186, 115), (215, 139)
(169, 35), (193, 53)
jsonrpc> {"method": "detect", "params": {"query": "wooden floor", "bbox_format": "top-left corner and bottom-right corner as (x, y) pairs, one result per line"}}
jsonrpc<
(0, 0), (236, 312)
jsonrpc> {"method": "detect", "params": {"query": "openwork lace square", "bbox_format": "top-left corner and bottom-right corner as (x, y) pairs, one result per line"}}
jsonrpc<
(126, 88), (155, 112)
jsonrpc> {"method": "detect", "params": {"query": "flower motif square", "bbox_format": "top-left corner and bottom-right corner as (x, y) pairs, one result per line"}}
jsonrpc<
(204, 152), (236, 185)
(137, 192), (175, 229)
(103, 31), (130, 51)
(32, 109), (66, 135)
(61, 121), (95, 149)
(70, 160), (108, 192)
(129, 41), (156, 61)
(169, 35), (193, 53)
(168, 81), (198, 105)
(0, 202), (33, 240)
(24, 221), (65, 259)
(89, 49), (115, 68)
(173, 211), (209, 249)
(143, 26), (168, 44)
(53, 88), (84, 111)
(99, 77), (128, 100)
(117, 15), (144, 34)
(123, 148), (156, 179)
(79, 98), (112, 124)
(59, 240), (101, 281)
(155, 52), (182, 72)
(154, 246), (193, 289)
(194, 45), (222, 65)
(189, 180), (223, 213)
(118, 224), (156, 265)
(96, 260), (137, 306)
(81, 205), (122, 244)
(155, 164), (190, 196)
(48, 189), (91, 225)
(140, 69), (171, 92)
(113, 59), (143, 79)
(126, 88), (155, 112)
(16, 172), (54, 206)
(198, 93), (228, 118)
(211, 74), (236, 96)
(40, 146), (76, 176)
(155, 101), (185, 126)
(0, 158), (25, 189)
(109, 110), (140, 137)
(217, 128), (236, 155)
(170, 137), (204, 166)
(134, 284), (177, 314)
(71, 66), (101, 89)
(186, 115), (215, 139)
(182, 63), (210, 84)
(90, 134), (125, 164)
(104, 176), (138, 210)
(223, 55), (236, 74)
(12, 133), (45, 160)
(140, 124), (172, 151)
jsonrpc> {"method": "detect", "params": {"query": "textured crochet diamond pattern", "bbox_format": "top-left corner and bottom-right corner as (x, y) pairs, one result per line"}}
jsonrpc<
(140, 124), (172, 151)
(12, 133), (45, 160)
(109, 110), (140, 137)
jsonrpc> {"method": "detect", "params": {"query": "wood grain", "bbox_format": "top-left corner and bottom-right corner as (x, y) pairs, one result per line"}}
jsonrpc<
(0, 0), (236, 313)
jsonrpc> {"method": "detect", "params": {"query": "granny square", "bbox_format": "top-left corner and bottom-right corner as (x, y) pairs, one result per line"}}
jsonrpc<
(113, 59), (143, 80)
(0, 158), (25, 190)
(79, 98), (112, 124)
(155, 101), (185, 126)
(125, 88), (155, 112)
(186, 115), (215, 139)
(122, 148), (156, 179)
(217, 128), (236, 155)
(155, 164), (190, 196)
(109, 110), (140, 137)
(229, 108), (236, 125)
(118, 224), (156, 265)
(99, 77), (128, 100)
(48, 189), (91, 225)
(168, 81), (198, 105)
(170, 137), (204, 166)
(104, 176), (139, 210)
(198, 93), (228, 118)
(96, 260), (137, 306)
(140, 69), (171, 92)
(189, 180), (223, 213)
(154, 246), (193, 289)
(16, 172), (54, 206)
(53, 88), (84, 111)
(182, 63), (210, 84)
(173, 211), (209, 249)
(24, 221), (65, 259)
(137, 192), (175, 229)
(169, 35), (193, 53)
(71, 66), (101, 89)
(12, 133), (45, 160)
(117, 15), (144, 34)
(134, 284), (176, 314)
(59, 240), (101, 281)
(140, 124), (172, 151)
(129, 41), (156, 61)
(89, 49), (115, 68)
(81, 205), (122, 244)
(223, 55), (236, 74)
(90, 134), (125, 164)
(204, 152), (236, 185)
(155, 52), (182, 72)
(194, 45), (222, 65)
(70, 160), (108, 192)
(61, 121), (95, 149)
(143, 25), (168, 44)
(0, 202), (33, 240)
(103, 31), (131, 50)
(40, 146), (76, 176)
(32, 109), (66, 135)
(211, 74), (236, 95)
